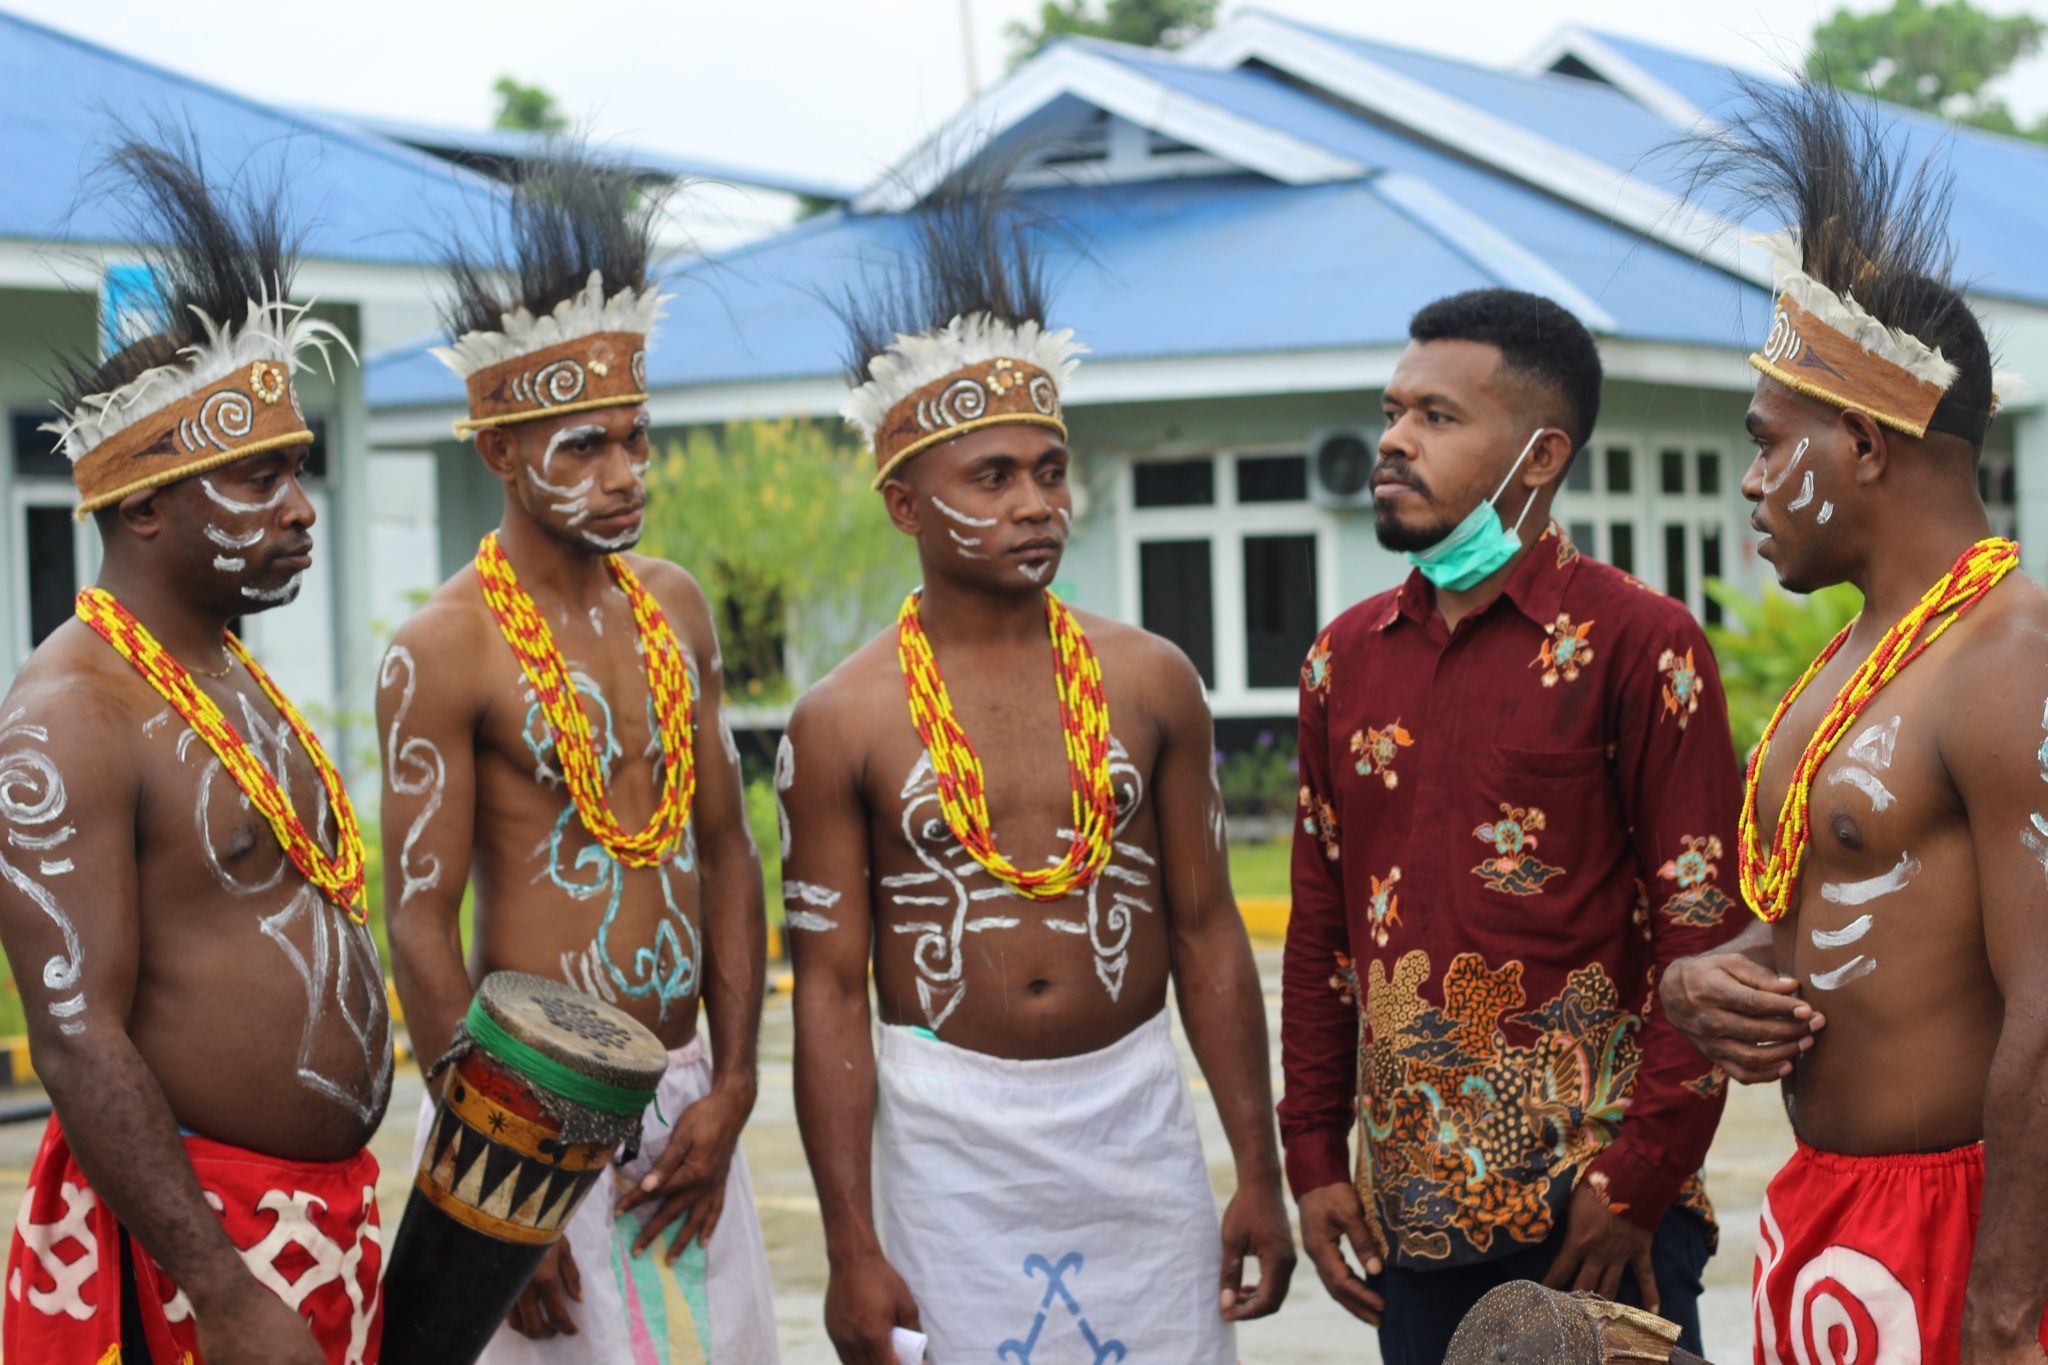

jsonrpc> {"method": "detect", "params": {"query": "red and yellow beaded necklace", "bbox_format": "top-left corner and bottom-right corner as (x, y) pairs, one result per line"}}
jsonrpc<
(1739, 536), (2018, 922)
(474, 531), (694, 866)
(896, 589), (1116, 900)
(75, 587), (369, 919)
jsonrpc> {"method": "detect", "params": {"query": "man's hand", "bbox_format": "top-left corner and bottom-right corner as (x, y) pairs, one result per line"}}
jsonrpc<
(1297, 1182), (1385, 1325)
(824, 1249), (922, 1365)
(193, 1281), (327, 1365)
(1542, 1181), (1657, 1314)
(1661, 949), (1822, 1083)
(1218, 1181), (1297, 1321)
(505, 1241), (582, 1339)
(615, 1083), (751, 1263)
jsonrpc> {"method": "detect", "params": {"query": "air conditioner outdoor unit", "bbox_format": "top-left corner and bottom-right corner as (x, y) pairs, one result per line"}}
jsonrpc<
(1307, 428), (1374, 509)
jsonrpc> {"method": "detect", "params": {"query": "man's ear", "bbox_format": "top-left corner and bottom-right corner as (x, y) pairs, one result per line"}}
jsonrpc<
(1522, 428), (1578, 490)
(880, 478), (921, 536)
(1841, 409), (1890, 488)
(114, 485), (167, 541)
(474, 426), (522, 482)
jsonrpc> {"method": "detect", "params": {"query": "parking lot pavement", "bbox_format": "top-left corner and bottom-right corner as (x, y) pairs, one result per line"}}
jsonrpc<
(0, 947), (1791, 1363)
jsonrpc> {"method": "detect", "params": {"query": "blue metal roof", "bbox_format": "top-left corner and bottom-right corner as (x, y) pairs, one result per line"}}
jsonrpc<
(0, 11), (503, 265)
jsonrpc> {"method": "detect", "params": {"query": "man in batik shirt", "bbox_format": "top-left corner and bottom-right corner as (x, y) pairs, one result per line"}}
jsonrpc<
(1280, 289), (1745, 1365)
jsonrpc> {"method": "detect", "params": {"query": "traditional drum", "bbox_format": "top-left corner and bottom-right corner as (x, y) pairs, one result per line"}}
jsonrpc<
(1444, 1282), (1715, 1365)
(380, 971), (668, 1365)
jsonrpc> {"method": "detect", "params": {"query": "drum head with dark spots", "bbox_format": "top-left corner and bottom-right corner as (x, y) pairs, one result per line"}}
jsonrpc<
(475, 971), (668, 1092)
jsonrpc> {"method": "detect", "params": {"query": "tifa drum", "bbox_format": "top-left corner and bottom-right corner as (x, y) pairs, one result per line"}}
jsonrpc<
(1443, 1282), (1713, 1365)
(380, 971), (668, 1365)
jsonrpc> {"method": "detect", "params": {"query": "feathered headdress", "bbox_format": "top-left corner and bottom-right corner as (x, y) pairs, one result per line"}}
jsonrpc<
(432, 147), (670, 436)
(1685, 76), (1996, 443)
(840, 174), (1084, 488)
(47, 131), (349, 517)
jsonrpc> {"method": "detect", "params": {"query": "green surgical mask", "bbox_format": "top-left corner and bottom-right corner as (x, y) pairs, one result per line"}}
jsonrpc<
(1406, 430), (1544, 592)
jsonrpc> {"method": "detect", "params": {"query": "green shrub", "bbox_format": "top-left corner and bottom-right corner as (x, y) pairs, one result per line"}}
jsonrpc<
(1704, 577), (1864, 760)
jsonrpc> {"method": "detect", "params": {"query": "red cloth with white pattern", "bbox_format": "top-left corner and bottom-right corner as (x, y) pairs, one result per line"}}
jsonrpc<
(4, 1115), (383, 1364)
(1753, 1140), (2048, 1365)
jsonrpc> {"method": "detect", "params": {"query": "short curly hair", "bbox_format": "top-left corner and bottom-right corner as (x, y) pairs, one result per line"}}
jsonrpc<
(1408, 289), (1604, 451)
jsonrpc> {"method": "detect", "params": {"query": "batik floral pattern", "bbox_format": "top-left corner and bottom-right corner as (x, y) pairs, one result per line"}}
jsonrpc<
(1330, 951), (1359, 1007)
(1300, 784), (1340, 862)
(1549, 521), (1580, 568)
(1533, 614), (1595, 687)
(1683, 1068), (1728, 1100)
(1472, 804), (1565, 895)
(1658, 647), (1702, 730)
(1366, 867), (1402, 947)
(1656, 834), (1736, 927)
(1350, 721), (1414, 789)
(1301, 634), (1334, 699)
(1356, 950), (1642, 1263)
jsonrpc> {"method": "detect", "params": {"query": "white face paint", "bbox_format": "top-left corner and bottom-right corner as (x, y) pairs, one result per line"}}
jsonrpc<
(543, 424), (606, 478)
(1817, 501), (1834, 524)
(214, 556), (246, 573)
(205, 525), (264, 550)
(930, 496), (998, 528)
(1761, 438), (1809, 496)
(201, 477), (291, 516)
(379, 646), (446, 906)
(526, 465), (597, 525)
(947, 529), (988, 561)
(0, 718), (86, 1034)
(1820, 851), (1921, 906)
(242, 572), (304, 605)
(1017, 561), (1050, 583)
(581, 527), (639, 552)
(1057, 508), (1072, 528)
(1787, 470), (1816, 513)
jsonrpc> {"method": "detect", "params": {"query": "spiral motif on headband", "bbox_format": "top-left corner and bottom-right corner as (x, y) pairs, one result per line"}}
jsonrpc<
(1028, 374), (1058, 417)
(1761, 306), (1801, 366)
(533, 358), (588, 408)
(934, 377), (989, 429)
(631, 349), (647, 390)
(199, 390), (256, 449)
(1787, 1247), (1920, 1365)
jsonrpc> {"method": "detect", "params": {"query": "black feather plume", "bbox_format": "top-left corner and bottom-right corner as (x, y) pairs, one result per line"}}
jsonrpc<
(441, 143), (667, 339)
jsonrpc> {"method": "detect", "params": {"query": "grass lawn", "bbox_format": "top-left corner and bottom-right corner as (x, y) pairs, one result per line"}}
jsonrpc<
(1228, 839), (1292, 900)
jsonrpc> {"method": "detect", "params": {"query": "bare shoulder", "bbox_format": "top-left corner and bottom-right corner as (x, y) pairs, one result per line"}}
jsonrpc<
(1934, 571), (2048, 762)
(0, 619), (159, 776)
(788, 624), (901, 745)
(1947, 569), (2048, 672)
(618, 552), (711, 623)
(384, 567), (497, 680)
(1070, 606), (1206, 713)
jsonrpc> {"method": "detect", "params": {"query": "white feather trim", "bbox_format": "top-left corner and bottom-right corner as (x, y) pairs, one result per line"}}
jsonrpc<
(841, 312), (1086, 448)
(1752, 230), (1958, 390)
(45, 296), (354, 463)
(430, 270), (668, 379)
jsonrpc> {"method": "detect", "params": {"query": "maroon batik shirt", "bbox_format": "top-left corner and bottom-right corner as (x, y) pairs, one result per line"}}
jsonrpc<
(1279, 523), (1743, 1270)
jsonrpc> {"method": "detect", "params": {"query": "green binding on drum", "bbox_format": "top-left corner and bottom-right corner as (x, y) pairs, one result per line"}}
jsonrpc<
(463, 988), (660, 1115)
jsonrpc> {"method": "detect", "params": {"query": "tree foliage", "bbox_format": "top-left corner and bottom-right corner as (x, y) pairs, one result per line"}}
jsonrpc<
(1810, 0), (2047, 139)
(636, 420), (918, 703)
(1704, 578), (1865, 760)
(1007, 0), (1217, 65)
(493, 76), (568, 133)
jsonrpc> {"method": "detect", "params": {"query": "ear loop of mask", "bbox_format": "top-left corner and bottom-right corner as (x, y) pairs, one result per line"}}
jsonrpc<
(1491, 430), (1546, 535)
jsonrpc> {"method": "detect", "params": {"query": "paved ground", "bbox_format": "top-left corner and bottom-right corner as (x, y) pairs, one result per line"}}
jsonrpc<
(0, 947), (1794, 1362)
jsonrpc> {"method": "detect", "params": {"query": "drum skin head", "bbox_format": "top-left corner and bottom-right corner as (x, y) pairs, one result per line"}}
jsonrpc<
(1445, 1281), (1604, 1365)
(475, 971), (669, 1091)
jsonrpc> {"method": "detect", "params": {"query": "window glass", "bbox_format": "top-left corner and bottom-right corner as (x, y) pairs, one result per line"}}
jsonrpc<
(10, 414), (67, 479)
(1701, 524), (1724, 626)
(1133, 459), (1214, 508)
(1564, 449), (1593, 493)
(26, 507), (76, 646)
(1660, 449), (1685, 495)
(1140, 540), (1214, 686)
(1567, 520), (1596, 556)
(1605, 447), (1633, 494)
(1243, 535), (1318, 689)
(1664, 523), (1688, 605)
(1236, 454), (1307, 503)
(1608, 522), (1635, 573)
(1697, 450), (1722, 496)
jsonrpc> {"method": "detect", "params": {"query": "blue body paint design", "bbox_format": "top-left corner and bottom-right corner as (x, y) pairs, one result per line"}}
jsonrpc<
(526, 668), (699, 1021)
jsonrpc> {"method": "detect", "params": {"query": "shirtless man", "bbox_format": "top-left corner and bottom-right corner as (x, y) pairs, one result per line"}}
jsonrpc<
(0, 138), (390, 1365)
(381, 153), (776, 1363)
(1659, 82), (2048, 1364)
(783, 186), (1295, 1365)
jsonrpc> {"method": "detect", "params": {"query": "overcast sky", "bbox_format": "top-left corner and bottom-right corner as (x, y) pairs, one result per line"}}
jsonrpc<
(12, 0), (2048, 188)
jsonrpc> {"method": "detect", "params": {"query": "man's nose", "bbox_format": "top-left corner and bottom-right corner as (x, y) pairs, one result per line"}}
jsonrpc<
(1739, 452), (1767, 501)
(280, 477), (317, 528)
(596, 442), (643, 491)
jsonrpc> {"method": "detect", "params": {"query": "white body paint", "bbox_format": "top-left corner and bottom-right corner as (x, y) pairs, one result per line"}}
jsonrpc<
(1830, 716), (1900, 811)
(784, 880), (842, 908)
(379, 647), (445, 906)
(1787, 470), (1816, 512)
(1811, 914), (1874, 949)
(1810, 955), (1878, 991)
(1820, 852), (1921, 906)
(242, 572), (304, 605)
(1827, 765), (1895, 811)
(786, 910), (841, 933)
(0, 715), (86, 1034)
(1762, 438), (1809, 496)
(930, 496), (997, 528)
(775, 735), (796, 860)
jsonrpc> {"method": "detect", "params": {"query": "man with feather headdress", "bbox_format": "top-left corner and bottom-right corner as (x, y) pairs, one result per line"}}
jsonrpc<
(1661, 79), (2048, 1363)
(380, 149), (777, 1363)
(0, 132), (391, 1365)
(779, 177), (1295, 1365)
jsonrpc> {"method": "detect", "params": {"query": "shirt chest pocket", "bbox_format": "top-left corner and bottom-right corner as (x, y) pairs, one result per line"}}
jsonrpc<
(1465, 744), (1617, 900)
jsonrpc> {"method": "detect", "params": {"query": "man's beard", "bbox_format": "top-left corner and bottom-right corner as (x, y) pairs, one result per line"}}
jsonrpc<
(1372, 463), (1459, 553)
